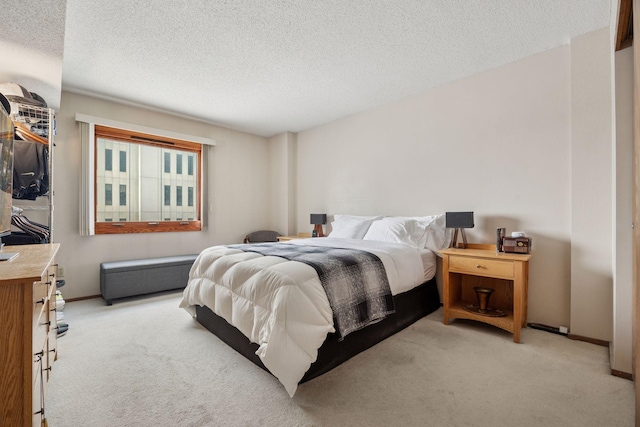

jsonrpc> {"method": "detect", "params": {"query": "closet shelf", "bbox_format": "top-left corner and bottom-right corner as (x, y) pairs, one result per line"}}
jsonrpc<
(10, 102), (52, 141)
(13, 206), (51, 211)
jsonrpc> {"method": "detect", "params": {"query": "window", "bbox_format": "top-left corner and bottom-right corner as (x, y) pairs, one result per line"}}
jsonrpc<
(119, 151), (127, 172)
(188, 155), (194, 175)
(164, 185), (171, 206)
(105, 149), (112, 171)
(105, 184), (112, 205)
(119, 184), (127, 206)
(94, 125), (202, 234)
(164, 152), (170, 173)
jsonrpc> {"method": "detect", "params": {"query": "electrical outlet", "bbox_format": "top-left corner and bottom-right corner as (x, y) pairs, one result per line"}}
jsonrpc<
(559, 326), (569, 335)
(57, 265), (65, 277)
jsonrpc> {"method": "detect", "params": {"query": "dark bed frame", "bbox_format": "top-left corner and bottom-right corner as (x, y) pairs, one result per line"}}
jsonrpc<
(195, 276), (440, 383)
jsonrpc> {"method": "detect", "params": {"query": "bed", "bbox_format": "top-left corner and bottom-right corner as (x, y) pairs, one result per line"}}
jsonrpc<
(180, 214), (450, 396)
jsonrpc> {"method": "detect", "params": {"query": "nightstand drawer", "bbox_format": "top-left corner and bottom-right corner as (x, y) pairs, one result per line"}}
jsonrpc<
(449, 255), (514, 279)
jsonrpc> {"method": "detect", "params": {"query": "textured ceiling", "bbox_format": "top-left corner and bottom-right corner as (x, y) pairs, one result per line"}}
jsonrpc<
(47, 1), (615, 136)
(0, 0), (67, 110)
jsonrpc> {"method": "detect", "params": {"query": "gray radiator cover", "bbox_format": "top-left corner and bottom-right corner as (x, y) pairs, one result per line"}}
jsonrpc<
(100, 255), (198, 305)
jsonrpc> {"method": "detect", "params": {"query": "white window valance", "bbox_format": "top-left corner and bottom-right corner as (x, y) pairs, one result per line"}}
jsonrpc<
(74, 113), (217, 146)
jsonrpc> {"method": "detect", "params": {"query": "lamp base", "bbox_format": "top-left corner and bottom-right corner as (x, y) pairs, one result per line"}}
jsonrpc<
(313, 224), (324, 237)
(451, 228), (468, 248)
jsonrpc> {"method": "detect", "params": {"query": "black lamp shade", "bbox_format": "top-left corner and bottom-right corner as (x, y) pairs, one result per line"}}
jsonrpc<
(310, 214), (327, 225)
(445, 212), (474, 229)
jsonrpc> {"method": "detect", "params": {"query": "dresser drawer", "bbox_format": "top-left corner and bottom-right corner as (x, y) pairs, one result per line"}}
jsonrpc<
(448, 255), (514, 279)
(33, 280), (47, 305)
(32, 319), (48, 382)
(32, 283), (47, 337)
(32, 294), (47, 336)
(33, 309), (48, 341)
(33, 361), (44, 427)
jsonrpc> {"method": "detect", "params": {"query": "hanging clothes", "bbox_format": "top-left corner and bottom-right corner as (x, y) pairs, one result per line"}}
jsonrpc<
(12, 139), (49, 200)
(10, 214), (49, 242)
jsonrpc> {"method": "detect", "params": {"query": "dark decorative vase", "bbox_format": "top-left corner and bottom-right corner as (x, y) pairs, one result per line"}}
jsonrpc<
(473, 287), (495, 313)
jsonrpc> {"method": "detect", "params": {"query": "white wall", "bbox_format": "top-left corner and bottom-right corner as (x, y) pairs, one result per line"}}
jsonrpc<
(54, 91), (272, 299)
(268, 132), (297, 236)
(297, 44), (573, 329)
(295, 28), (621, 343)
(570, 28), (614, 342)
(613, 46), (633, 373)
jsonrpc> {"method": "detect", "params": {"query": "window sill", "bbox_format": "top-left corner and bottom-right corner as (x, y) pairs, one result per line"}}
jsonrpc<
(95, 221), (202, 234)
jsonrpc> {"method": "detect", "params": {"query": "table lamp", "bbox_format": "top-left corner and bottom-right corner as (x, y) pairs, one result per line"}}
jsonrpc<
(446, 211), (474, 249)
(310, 214), (327, 237)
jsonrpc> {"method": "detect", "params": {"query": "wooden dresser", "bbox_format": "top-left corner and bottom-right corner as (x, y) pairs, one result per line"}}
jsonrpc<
(0, 243), (60, 427)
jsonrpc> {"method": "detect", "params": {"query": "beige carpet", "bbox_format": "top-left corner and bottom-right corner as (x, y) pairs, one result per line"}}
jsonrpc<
(47, 291), (634, 427)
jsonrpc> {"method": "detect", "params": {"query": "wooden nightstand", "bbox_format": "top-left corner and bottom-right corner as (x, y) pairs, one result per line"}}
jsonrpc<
(439, 244), (532, 343)
(277, 233), (312, 242)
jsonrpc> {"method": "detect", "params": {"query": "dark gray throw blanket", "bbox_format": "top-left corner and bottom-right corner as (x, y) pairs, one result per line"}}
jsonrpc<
(229, 242), (394, 339)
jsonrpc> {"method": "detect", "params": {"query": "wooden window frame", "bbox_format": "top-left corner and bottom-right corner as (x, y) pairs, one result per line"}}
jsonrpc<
(94, 125), (202, 234)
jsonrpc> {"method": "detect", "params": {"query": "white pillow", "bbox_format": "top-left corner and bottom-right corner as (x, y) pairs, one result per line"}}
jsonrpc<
(328, 215), (382, 239)
(333, 214), (381, 222)
(378, 214), (452, 251)
(390, 215), (438, 248)
(393, 215), (438, 228)
(422, 214), (452, 251)
(363, 217), (425, 248)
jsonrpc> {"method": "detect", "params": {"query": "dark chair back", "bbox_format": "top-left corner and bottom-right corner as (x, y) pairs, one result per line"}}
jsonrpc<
(243, 230), (281, 243)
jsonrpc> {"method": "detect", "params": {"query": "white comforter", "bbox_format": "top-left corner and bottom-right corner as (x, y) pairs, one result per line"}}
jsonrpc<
(179, 238), (433, 396)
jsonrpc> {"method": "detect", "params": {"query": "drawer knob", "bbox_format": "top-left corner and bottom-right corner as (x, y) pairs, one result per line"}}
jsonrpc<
(35, 298), (46, 305)
(476, 264), (482, 268)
